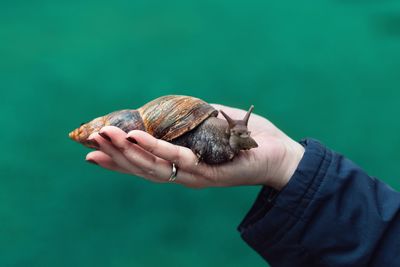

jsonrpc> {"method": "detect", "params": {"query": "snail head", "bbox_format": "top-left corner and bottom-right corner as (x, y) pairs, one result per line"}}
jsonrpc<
(220, 105), (258, 151)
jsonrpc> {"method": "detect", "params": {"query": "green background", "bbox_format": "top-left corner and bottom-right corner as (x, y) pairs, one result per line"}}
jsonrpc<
(1, 0), (400, 266)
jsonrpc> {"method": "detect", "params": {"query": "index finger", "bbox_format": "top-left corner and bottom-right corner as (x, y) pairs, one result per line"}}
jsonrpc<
(126, 130), (200, 169)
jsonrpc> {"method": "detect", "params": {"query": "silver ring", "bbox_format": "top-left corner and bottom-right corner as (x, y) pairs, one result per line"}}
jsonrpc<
(168, 163), (178, 182)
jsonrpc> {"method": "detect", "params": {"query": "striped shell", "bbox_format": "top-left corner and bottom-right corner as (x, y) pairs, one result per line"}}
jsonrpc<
(138, 95), (218, 141)
(69, 95), (218, 147)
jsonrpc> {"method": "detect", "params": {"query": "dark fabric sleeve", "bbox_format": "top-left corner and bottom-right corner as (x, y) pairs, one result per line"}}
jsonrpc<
(238, 139), (400, 267)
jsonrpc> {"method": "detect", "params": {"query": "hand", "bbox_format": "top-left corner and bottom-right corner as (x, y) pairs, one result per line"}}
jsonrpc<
(85, 104), (304, 190)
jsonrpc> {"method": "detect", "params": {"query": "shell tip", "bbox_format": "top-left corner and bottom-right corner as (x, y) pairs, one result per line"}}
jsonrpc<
(68, 129), (78, 141)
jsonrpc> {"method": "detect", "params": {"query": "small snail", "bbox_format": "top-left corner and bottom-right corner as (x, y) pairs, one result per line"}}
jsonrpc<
(69, 95), (258, 164)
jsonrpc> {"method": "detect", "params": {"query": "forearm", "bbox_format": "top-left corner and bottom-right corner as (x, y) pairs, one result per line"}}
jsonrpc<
(239, 139), (400, 267)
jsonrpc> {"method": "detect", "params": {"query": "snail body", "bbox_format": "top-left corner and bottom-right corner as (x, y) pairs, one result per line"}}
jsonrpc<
(69, 95), (258, 164)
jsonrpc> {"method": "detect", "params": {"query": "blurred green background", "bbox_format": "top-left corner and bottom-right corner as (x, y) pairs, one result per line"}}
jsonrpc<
(1, 0), (400, 266)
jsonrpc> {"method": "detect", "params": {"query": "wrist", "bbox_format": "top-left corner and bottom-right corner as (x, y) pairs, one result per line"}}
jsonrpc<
(270, 139), (305, 190)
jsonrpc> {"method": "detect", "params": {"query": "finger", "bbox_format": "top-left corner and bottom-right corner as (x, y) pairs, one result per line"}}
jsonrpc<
(86, 150), (130, 174)
(89, 130), (209, 187)
(126, 130), (199, 169)
(87, 132), (147, 178)
(98, 127), (178, 182)
(96, 127), (204, 186)
(125, 130), (235, 181)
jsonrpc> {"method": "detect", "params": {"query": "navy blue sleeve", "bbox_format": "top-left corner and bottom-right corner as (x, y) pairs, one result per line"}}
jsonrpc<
(238, 139), (400, 267)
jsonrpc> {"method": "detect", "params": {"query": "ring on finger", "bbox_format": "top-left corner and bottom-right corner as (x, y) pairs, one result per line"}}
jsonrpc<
(168, 163), (178, 182)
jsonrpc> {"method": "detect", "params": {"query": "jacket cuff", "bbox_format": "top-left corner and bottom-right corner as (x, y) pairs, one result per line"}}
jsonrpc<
(238, 138), (332, 255)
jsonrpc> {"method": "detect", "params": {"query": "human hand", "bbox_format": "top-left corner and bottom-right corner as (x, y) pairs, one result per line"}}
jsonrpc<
(85, 104), (304, 190)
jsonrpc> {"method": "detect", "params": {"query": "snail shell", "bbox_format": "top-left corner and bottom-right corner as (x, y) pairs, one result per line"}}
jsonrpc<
(69, 95), (218, 147)
(138, 95), (218, 141)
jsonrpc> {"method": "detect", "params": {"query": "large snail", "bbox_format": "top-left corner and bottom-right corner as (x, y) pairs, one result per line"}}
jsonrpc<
(69, 95), (258, 164)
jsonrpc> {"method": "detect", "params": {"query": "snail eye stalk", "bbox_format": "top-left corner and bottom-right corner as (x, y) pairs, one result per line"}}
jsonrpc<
(242, 105), (254, 126)
(220, 105), (255, 130)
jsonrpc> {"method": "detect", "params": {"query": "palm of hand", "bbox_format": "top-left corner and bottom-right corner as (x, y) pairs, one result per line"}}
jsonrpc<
(198, 104), (291, 187)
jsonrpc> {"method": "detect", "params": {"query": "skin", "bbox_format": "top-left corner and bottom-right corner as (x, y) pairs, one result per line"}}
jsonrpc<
(85, 104), (305, 190)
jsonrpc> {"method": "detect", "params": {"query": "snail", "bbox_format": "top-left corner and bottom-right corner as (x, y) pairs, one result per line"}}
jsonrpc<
(69, 95), (258, 164)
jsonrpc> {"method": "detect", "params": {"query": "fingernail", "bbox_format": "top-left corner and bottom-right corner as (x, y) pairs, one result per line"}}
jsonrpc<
(86, 139), (100, 149)
(86, 159), (98, 165)
(126, 136), (137, 144)
(99, 132), (112, 142)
